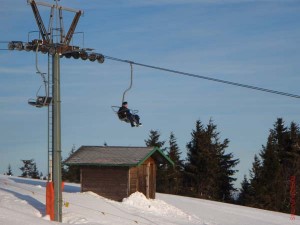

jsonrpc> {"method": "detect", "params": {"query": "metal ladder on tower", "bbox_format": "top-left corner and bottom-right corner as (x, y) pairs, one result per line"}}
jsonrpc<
(47, 53), (53, 181)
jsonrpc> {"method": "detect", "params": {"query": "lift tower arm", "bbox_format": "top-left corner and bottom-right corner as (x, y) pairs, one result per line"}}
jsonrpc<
(64, 11), (82, 45)
(29, 0), (50, 43)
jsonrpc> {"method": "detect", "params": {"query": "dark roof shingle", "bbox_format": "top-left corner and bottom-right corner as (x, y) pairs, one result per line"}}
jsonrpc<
(64, 146), (173, 166)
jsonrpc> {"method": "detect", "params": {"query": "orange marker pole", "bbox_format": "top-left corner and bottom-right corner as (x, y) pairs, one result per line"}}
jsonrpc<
(46, 182), (54, 220)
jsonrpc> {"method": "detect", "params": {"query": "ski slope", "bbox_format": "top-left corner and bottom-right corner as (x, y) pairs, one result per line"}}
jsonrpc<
(0, 175), (298, 225)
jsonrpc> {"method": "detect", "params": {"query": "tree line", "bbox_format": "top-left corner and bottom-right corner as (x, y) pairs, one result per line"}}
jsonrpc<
(61, 119), (240, 202)
(5, 159), (45, 179)
(62, 117), (300, 215)
(9, 117), (299, 215)
(238, 118), (300, 215)
(144, 119), (239, 203)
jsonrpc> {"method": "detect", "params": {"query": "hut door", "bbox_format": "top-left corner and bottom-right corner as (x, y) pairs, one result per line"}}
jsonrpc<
(138, 164), (146, 196)
(150, 162), (156, 199)
(136, 158), (156, 199)
(146, 162), (150, 198)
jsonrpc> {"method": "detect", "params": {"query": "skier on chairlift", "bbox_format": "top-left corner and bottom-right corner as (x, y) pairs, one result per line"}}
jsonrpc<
(118, 101), (142, 127)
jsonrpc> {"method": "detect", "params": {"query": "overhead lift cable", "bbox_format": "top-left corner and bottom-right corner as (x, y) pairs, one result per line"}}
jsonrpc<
(104, 55), (300, 99)
(1, 44), (299, 99)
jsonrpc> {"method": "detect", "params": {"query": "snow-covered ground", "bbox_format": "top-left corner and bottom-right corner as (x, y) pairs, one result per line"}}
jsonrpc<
(0, 175), (298, 225)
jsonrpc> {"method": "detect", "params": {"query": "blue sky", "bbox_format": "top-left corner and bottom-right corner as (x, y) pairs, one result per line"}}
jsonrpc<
(0, 0), (299, 188)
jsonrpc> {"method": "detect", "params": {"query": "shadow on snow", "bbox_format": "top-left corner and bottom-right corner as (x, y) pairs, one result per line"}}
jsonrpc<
(9, 177), (81, 193)
(0, 187), (46, 217)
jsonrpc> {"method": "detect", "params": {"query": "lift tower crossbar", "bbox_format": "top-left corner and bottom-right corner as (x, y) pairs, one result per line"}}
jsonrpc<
(29, 0), (50, 43)
(65, 11), (82, 45)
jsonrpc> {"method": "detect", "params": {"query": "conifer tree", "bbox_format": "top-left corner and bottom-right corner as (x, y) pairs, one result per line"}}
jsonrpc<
(217, 148), (239, 202)
(185, 120), (210, 197)
(258, 119), (299, 213)
(30, 162), (40, 179)
(19, 159), (40, 179)
(145, 130), (167, 192)
(145, 130), (166, 151)
(278, 120), (300, 214)
(20, 159), (35, 178)
(247, 154), (262, 207)
(237, 175), (251, 205)
(6, 164), (13, 176)
(166, 132), (184, 194)
(260, 133), (283, 210)
(249, 154), (262, 183)
(288, 122), (300, 215)
(63, 145), (80, 183)
(185, 119), (239, 201)
(246, 118), (300, 215)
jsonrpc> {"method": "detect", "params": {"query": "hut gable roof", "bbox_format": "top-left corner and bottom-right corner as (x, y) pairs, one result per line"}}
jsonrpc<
(64, 146), (174, 167)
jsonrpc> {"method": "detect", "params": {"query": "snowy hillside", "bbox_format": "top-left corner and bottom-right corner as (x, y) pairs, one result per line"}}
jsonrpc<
(0, 175), (298, 225)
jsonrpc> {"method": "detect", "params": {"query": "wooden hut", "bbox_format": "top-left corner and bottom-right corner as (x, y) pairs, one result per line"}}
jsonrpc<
(64, 146), (174, 201)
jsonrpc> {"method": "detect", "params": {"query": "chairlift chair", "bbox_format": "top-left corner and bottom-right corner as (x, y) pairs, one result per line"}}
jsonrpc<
(28, 83), (52, 107)
(111, 105), (139, 123)
(28, 96), (52, 108)
(28, 43), (52, 108)
(111, 63), (140, 124)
